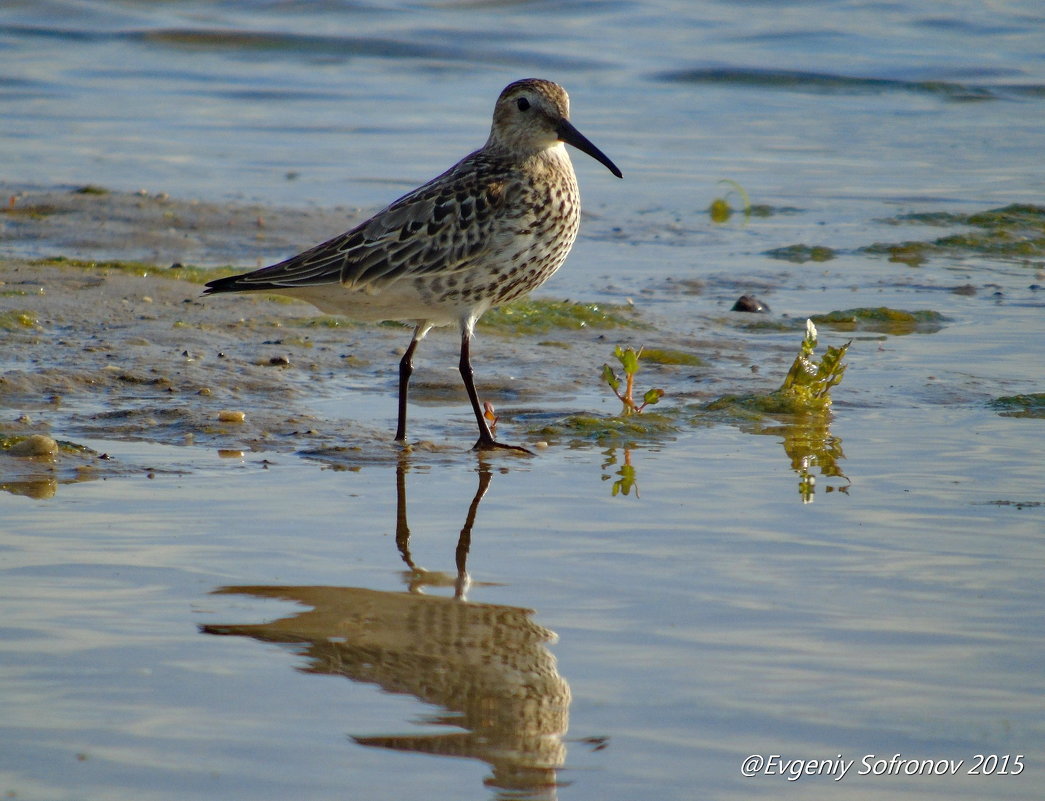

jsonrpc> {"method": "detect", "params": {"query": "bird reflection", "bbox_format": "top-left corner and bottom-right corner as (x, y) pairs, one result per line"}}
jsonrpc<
(201, 457), (570, 799)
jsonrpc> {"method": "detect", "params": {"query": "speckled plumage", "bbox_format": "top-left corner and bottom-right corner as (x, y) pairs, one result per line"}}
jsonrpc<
(205, 79), (621, 450)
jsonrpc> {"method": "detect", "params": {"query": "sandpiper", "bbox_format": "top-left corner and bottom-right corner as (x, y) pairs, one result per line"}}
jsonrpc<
(204, 78), (622, 451)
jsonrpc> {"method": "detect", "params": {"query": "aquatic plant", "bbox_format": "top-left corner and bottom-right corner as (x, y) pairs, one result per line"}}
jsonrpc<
(708, 179), (751, 223)
(865, 203), (1045, 265)
(705, 319), (850, 416)
(601, 346), (665, 416)
(776, 320), (850, 411)
(692, 322), (851, 500)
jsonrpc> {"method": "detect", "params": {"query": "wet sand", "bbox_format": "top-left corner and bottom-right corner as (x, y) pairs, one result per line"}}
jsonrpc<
(1, 187), (752, 495)
(9, 185), (1037, 501)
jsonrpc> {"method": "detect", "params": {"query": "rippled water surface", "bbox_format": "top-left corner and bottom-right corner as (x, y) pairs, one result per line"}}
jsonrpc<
(2, 1), (1044, 799)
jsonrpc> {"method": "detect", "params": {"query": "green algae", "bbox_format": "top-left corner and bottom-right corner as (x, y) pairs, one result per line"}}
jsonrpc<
(895, 204), (1045, 231)
(31, 256), (161, 277)
(19, 262), (642, 336)
(533, 411), (679, 445)
(478, 298), (643, 334)
(638, 347), (704, 367)
(866, 203), (1045, 265)
(0, 310), (39, 330)
(30, 256), (243, 284)
(1, 204), (61, 220)
(734, 307), (946, 336)
(934, 231), (1045, 258)
(811, 307), (946, 335)
(765, 244), (838, 263)
(865, 241), (930, 266)
(989, 393), (1045, 419)
(728, 317), (800, 333)
(710, 202), (796, 223)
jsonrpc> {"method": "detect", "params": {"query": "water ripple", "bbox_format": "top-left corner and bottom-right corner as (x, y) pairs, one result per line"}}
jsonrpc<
(141, 27), (606, 70)
(655, 67), (1045, 102)
(0, 23), (607, 70)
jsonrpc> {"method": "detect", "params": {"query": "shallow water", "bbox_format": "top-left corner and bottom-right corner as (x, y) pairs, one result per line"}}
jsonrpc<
(3, 427), (1043, 800)
(2, 1), (1045, 799)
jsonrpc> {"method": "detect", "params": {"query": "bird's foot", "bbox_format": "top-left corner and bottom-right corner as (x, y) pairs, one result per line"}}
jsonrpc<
(472, 436), (534, 456)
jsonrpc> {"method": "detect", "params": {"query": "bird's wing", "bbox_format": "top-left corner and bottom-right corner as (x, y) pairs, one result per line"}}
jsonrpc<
(213, 154), (513, 293)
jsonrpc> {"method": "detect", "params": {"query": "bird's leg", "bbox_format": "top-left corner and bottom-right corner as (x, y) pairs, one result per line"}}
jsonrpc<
(458, 326), (532, 455)
(395, 325), (426, 443)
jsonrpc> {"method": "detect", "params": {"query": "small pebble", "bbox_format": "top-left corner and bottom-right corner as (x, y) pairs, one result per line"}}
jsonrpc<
(731, 294), (771, 313)
(217, 410), (246, 423)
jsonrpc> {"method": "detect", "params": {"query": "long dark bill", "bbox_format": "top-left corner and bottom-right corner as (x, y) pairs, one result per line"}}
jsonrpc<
(557, 119), (623, 179)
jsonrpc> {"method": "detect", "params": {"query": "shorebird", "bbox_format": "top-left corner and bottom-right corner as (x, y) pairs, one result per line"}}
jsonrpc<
(204, 78), (621, 451)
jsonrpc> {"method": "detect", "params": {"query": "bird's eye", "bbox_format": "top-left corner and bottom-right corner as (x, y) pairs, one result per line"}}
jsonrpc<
(516, 97), (530, 112)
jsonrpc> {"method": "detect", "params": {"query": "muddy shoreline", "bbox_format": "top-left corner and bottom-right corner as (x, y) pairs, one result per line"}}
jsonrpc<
(2, 187), (749, 495)
(6, 185), (1043, 500)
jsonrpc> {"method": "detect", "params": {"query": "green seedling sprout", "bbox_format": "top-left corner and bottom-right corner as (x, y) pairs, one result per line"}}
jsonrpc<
(602, 346), (665, 416)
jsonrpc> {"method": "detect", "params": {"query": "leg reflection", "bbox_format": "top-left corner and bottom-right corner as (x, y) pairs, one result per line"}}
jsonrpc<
(395, 455), (492, 599)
